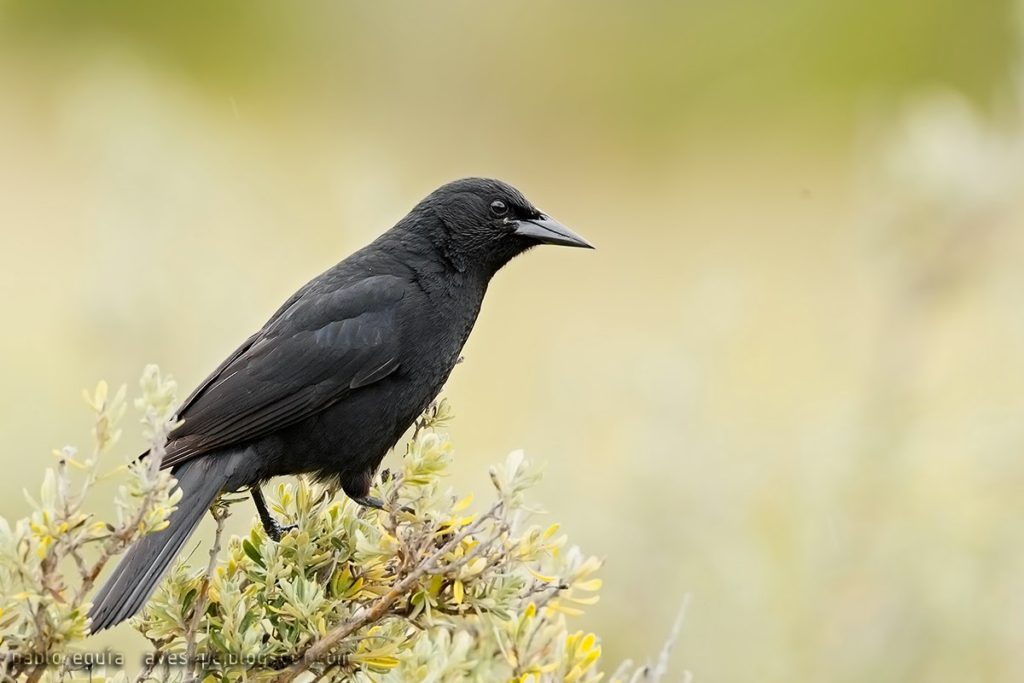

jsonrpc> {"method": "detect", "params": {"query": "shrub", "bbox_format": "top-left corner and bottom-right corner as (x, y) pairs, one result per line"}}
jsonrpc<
(0, 367), (683, 682)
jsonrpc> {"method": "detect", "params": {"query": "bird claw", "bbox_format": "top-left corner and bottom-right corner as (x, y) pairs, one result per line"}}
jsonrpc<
(353, 495), (414, 515)
(353, 495), (385, 511)
(264, 519), (297, 542)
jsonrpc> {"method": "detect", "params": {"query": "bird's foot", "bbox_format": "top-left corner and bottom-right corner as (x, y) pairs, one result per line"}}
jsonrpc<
(353, 495), (414, 515)
(353, 495), (385, 511)
(263, 518), (298, 542)
(251, 486), (296, 542)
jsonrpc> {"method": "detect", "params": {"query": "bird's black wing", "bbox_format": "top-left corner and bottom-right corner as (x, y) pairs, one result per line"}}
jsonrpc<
(161, 274), (407, 469)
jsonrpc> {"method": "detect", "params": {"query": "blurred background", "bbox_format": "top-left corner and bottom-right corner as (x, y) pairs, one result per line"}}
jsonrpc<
(2, 1), (1024, 680)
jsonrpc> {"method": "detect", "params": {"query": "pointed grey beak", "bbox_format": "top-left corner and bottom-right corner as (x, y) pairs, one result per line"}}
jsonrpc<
(513, 214), (594, 249)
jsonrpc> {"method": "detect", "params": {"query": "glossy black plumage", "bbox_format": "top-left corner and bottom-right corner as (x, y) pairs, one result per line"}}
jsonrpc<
(88, 177), (592, 630)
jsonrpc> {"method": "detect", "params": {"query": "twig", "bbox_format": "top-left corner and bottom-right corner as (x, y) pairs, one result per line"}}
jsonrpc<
(184, 504), (229, 682)
(134, 650), (161, 683)
(652, 594), (691, 680)
(77, 436), (175, 604)
(24, 664), (45, 683)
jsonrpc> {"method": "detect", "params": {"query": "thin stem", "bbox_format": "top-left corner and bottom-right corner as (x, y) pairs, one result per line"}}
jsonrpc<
(184, 504), (229, 682)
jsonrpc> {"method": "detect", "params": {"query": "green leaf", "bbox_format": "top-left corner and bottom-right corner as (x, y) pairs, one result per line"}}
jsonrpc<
(242, 538), (265, 567)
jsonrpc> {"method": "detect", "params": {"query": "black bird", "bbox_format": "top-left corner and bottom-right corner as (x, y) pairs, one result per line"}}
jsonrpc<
(88, 177), (592, 630)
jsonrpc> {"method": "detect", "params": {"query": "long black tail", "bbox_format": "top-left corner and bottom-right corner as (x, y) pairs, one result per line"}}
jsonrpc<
(88, 452), (246, 631)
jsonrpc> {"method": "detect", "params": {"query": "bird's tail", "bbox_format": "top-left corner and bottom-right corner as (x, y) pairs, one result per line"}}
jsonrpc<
(88, 452), (244, 632)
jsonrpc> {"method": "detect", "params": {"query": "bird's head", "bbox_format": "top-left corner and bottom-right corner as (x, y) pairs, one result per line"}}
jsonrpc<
(412, 177), (593, 275)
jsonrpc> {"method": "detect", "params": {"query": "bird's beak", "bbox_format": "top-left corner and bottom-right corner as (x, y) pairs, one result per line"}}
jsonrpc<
(513, 214), (594, 249)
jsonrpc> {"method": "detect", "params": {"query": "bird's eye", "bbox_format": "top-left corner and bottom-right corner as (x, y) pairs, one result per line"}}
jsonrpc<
(490, 200), (509, 217)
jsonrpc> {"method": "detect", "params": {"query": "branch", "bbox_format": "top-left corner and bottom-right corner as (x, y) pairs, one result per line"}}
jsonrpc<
(652, 594), (691, 680)
(184, 503), (229, 682)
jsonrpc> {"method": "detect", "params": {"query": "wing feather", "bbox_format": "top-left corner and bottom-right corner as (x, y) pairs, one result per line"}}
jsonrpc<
(161, 274), (407, 469)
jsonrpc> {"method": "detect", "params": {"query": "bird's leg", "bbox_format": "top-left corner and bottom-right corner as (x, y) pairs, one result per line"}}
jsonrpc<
(250, 486), (296, 541)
